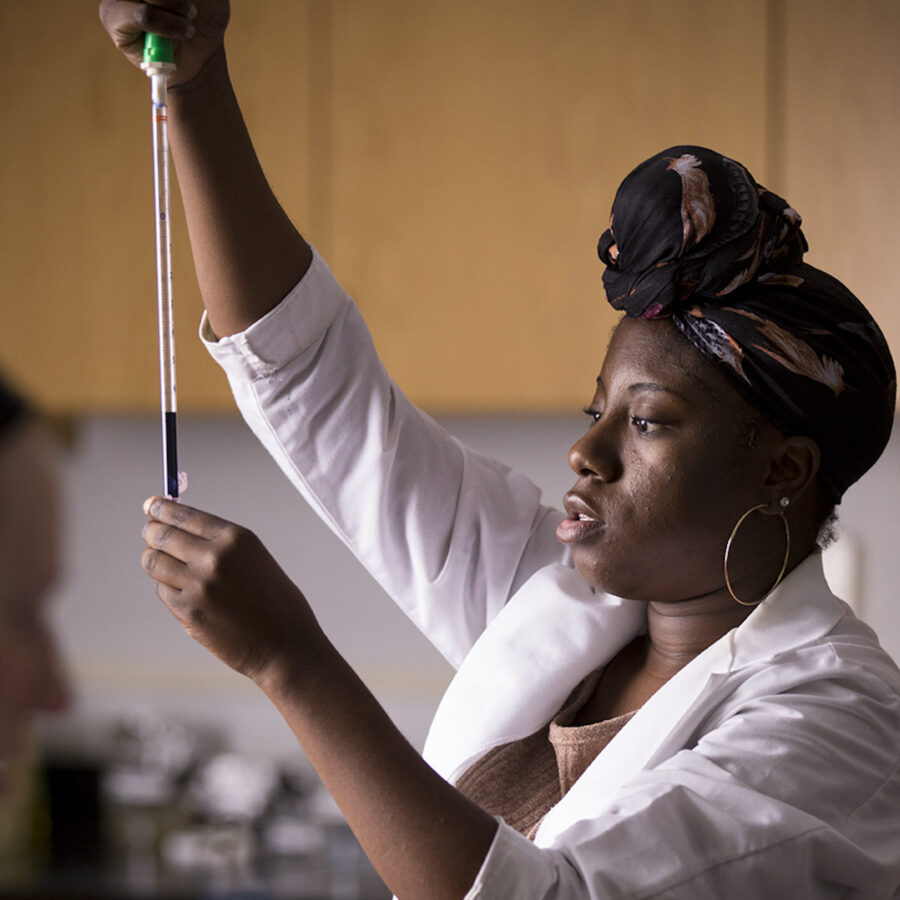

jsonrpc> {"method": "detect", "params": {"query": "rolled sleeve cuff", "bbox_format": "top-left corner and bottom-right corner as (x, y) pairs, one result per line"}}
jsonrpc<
(464, 820), (571, 899)
(199, 247), (347, 383)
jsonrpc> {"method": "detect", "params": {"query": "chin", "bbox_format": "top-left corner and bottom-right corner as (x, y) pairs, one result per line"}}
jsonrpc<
(573, 557), (652, 602)
(573, 556), (622, 596)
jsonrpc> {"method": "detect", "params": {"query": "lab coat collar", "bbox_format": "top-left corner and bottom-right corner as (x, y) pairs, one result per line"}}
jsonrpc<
(534, 553), (846, 843)
(423, 563), (646, 782)
(424, 553), (844, 793)
(722, 552), (844, 672)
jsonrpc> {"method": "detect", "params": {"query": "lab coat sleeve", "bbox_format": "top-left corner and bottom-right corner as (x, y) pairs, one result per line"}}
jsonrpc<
(464, 658), (900, 898)
(200, 248), (568, 666)
(467, 767), (897, 899)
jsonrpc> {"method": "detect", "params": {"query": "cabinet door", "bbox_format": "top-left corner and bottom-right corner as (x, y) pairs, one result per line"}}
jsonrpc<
(327, 0), (769, 411)
(1, 0), (770, 413)
(778, 0), (900, 370)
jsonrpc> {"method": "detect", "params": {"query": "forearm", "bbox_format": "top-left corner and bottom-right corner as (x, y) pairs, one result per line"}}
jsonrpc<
(260, 643), (498, 900)
(166, 49), (312, 337)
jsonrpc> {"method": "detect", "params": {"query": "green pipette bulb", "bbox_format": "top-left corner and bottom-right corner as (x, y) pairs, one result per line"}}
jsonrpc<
(141, 34), (176, 83)
(142, 33), (175, 69)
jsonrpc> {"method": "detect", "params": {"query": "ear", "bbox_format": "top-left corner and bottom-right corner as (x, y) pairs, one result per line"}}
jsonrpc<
(763, 436), (821, 504)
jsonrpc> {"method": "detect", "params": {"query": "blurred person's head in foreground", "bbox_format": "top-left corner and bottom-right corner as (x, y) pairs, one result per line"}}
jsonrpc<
(0, 377), (69, 793)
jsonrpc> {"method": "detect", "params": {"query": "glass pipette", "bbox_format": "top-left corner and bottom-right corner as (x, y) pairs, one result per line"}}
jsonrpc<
(141, 34), (180, 499)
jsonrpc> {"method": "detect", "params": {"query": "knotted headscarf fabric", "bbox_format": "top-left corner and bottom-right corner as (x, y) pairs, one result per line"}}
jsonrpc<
(598, 146), (896, 501)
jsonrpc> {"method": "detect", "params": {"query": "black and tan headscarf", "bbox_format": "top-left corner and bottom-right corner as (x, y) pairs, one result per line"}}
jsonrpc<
(597, 145), (896, 502)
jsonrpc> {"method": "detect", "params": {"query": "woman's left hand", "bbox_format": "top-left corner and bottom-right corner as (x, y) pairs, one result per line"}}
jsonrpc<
(140, 497), (323, 688)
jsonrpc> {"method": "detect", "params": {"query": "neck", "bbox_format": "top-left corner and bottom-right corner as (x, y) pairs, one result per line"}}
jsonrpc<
(643, 593), (753, 678)
(643, 530), (819, 677)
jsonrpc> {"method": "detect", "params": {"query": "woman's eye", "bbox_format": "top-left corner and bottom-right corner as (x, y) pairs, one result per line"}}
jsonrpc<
(582, 407), (602, 424)
(631, 416), (663, 434)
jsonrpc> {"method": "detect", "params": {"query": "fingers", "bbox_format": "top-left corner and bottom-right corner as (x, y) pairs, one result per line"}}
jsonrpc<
(100, 0), (196, 42)
(143, 496), (230, 540)
(141, 543), (190, 588)
(141, 497), (252, 592)
(141, 497), (230, 589)
(100, 0), (231, 93)
(142, 549), (205, 635)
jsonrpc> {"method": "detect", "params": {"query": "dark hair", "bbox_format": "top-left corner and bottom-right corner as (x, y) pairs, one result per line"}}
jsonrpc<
(0, 375), (32, 445)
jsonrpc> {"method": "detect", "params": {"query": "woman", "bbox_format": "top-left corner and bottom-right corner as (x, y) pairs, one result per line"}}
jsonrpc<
(0, 381), (70, 796)
(101, 1), (900, 896)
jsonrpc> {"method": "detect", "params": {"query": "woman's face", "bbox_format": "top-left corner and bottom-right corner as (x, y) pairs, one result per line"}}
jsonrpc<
(0, 425), (69, 791)
(558, 316), (781, 604)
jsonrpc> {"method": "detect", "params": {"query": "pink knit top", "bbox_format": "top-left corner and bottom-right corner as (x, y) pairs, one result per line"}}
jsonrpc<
(456, 670), (636, 839)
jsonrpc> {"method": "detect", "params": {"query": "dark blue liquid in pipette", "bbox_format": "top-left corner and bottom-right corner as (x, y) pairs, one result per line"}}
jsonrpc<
(164, 410), (179, 499)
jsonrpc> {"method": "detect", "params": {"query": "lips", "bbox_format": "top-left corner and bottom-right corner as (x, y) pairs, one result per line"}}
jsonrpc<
(556, 492), (605, 544)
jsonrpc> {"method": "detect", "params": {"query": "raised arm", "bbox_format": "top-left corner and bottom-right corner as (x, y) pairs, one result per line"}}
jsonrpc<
(99, 0), (312, 336)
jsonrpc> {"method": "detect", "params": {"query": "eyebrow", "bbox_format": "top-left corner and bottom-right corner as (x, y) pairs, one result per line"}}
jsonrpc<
(628, 382), (689, 401)
(595, 376), (689, 402)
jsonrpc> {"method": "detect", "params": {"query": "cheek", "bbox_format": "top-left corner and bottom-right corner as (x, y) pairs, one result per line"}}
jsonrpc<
(572, 459), (742, 598)
(621, 454), (700, 536)
(0, 627), (50, 701)
(0, 642), (27, 709)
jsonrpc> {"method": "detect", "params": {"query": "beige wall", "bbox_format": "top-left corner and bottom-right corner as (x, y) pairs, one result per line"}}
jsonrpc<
(1, 0), (896, 413)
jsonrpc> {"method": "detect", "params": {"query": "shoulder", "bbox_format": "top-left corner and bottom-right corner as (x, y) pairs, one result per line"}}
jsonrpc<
(697, 621), (899, 833)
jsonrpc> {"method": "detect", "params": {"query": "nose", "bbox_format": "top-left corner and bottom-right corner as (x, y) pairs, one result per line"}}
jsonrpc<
(568, 421), (622, 481)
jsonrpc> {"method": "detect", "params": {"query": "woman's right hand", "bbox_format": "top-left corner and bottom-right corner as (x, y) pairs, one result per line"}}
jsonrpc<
(98, 0), (230, 90)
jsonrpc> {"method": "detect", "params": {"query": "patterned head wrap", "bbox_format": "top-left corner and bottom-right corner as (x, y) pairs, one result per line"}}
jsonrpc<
(597, 146), (896, 502)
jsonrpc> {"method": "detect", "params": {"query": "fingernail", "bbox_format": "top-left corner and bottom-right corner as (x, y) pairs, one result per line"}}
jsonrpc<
(143, 497), (157, 516)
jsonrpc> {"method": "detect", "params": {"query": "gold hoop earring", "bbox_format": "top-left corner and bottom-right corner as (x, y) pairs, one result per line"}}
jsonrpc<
(723, 502), (791, 607)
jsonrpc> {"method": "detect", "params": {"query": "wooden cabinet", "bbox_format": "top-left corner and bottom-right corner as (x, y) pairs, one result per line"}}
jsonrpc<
(778, 0), (900, 359)
(0, 1), (895, 413)
(326, 0), (769, 411)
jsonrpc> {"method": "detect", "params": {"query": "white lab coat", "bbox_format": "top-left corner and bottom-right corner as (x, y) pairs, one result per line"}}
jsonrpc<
(203, 249), (900, 898)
